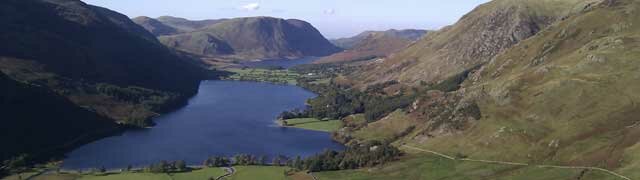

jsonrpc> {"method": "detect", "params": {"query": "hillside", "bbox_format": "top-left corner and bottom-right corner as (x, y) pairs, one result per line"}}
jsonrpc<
(316, 29), (429, 64)
(131, 16), (179, 36)
(329, 0), (640, 179)
(157, 17), (342, 60)
(0, 72), (118, 164)
(352, 0), (599, 87)
(0, 0), (213, 166)
(0, 0), (207, 94)
(330, 29), (427, 49)
(156, 16), (226, 33)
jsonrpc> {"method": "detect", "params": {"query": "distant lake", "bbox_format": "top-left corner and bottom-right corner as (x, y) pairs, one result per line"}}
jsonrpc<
(63, 80), (344, 169)
(239, 57), (319, 69)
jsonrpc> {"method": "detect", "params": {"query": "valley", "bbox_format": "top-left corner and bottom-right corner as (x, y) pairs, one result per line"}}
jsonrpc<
(3, 0), (640, 179)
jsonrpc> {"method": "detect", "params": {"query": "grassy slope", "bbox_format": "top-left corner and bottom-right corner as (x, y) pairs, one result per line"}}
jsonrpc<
(353, 110), (415, 141)
(352, 0), (593, 87)
(391, 0), (640, 179)
(284, 118), (342, 132)
(323, 0), (640, 179)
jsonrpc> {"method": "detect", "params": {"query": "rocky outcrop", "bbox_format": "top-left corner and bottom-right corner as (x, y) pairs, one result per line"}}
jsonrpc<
(353, 0), (598, 86)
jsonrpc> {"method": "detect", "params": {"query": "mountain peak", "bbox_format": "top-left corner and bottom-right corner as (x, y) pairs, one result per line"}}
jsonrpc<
(156, 16), (341, 60)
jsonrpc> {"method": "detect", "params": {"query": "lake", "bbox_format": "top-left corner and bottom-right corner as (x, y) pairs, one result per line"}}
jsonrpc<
(62, 80), (344, 169)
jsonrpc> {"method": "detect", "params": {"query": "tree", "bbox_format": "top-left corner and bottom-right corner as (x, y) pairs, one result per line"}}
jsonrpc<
(259, 155), (268, 165)
(272, 156), (281, 166)
(175, 160), (187, 171)
(293, 156), (303, 170)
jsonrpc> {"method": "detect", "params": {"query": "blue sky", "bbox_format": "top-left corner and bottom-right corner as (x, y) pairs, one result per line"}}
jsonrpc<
(82, 0), (491, 39)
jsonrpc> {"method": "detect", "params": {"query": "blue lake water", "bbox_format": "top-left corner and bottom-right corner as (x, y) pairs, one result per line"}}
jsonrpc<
(62, 80), (344, 169)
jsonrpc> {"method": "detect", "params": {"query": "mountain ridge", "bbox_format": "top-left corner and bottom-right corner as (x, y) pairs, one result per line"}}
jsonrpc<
(134, 16), (342, 61)
(316, 29), (429, 64)
(350, 0), (600, 87)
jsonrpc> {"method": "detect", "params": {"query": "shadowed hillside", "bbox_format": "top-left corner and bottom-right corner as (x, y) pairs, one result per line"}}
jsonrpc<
(132, 16), (179, 36)
(0, 0), (216, 167)
(0, 72), (118, 165)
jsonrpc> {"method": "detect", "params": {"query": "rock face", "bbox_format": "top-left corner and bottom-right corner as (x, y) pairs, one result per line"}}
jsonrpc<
(134, 16), (341, 60)
(317, 29), (429, 64)
(353, 0), (598, 86)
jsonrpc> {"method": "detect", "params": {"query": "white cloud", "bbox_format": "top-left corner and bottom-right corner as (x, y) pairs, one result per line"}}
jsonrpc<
(323, 9), (336, 15)
(240, 3), (260, 11)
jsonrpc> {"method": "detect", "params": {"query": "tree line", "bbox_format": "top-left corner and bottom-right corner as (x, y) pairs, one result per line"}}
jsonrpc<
(279, 81), (417, 123)
(136, 140), (401, 174)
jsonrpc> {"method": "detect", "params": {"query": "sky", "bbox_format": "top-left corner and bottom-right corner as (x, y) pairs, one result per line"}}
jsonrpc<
(82, 0), (491, 39)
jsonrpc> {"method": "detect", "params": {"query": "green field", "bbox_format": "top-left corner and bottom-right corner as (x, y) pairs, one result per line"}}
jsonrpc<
(283, 118), (342, 132)
(314, 153), (616, 180)
(223, 68), (300, 85)
(3, 166), (294, 180)
(229, 166), (290, 180)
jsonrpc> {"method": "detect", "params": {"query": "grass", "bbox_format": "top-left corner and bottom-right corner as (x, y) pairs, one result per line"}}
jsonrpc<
(1, 171), (39, 180)
(314, 153), (615, 180)
(229, 166), (290, 180)
(169, 168), (226, 180)
(10, 166), (289, 180)
(79, 173), (172, 180)
(353, 110), (415, 141)
(283, 118), (342, 132)
(224, 68), (300, 85)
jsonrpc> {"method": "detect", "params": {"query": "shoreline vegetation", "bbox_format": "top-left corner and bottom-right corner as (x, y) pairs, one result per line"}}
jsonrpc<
(276, 118), (342, 132)
(5, 139), (401, 180)
(221, 68), (302, 85)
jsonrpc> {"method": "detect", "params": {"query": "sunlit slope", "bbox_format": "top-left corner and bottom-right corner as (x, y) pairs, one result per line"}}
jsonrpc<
(401, 0), (640, 178)
(354, 0), (599, 86)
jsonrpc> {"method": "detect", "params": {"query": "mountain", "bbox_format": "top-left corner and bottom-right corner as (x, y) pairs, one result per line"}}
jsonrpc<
(316, 29), (429, 64)
(0, 0), (207, 94)
(0, 72), (118, 163)
(0, 0), (213, 164)
(352, 0), (599, 87)
(155, 17), (342, 60)
(329, 0), (640, 178)
(330, 29), (427, 49)
(402, 0), (640, 175)
(131, 16), (179, 36)
(155, 16), (226, 33)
